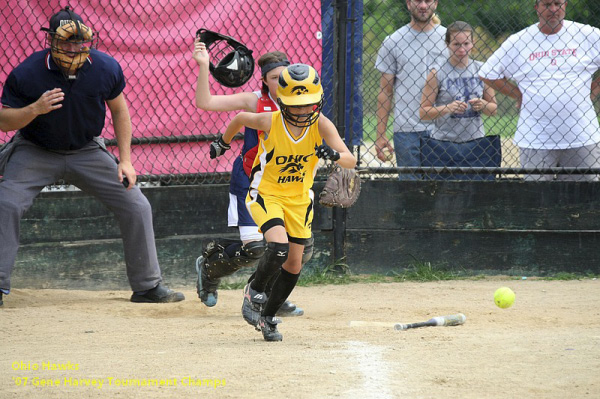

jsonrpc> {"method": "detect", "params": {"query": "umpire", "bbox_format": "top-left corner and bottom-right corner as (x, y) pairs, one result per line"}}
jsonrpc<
(0, 6), (184, 306)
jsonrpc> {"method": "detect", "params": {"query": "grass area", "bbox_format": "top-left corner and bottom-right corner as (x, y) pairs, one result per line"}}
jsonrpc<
(361, 113), (518, 143)
(541, 272), (599, 281)
(483, 114), (518, 138)
(220, 260), (597, 290)
(361, 114), (393, 142)
(388, 260), (464, 282)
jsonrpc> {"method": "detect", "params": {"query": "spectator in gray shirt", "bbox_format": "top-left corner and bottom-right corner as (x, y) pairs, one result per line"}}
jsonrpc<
(419, 21), (497, 142)
(375, 0), (447, 179)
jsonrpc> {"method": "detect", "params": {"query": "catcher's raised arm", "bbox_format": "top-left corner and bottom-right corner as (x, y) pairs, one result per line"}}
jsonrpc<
(316, 115), (356, 169)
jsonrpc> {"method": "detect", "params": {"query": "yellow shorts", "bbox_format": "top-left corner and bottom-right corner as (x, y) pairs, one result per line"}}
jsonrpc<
(246, 191), (314, 240)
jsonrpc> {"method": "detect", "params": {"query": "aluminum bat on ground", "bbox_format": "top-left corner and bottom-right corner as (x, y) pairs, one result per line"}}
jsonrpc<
(394, 313), (466, 330)
(349, 314), (466, 330)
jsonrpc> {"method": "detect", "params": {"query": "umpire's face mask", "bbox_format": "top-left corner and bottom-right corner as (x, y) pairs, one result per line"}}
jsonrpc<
(49, 21), (94, 77)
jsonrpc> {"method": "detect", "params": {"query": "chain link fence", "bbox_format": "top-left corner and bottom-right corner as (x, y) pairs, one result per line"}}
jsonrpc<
(1, 0), (600, 184)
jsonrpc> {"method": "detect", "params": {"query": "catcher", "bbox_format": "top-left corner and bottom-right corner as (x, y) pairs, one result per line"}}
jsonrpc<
(210, 63), (357, 341)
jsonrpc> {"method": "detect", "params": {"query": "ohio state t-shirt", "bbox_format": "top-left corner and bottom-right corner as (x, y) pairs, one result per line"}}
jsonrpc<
(480, 21), (600, 149)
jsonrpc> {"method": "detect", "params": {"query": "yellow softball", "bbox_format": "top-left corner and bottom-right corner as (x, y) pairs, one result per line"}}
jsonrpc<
(494, 287), (515, 309)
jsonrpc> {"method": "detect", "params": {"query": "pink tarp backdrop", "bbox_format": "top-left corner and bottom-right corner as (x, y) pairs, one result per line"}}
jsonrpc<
(0, 0), (322, 175)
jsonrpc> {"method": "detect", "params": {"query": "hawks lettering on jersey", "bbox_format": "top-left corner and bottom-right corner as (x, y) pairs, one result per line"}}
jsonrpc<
(276, 154), (314, 183)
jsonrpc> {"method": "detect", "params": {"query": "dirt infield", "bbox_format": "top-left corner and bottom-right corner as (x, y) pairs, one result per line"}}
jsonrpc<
(1, 279), (599, 398)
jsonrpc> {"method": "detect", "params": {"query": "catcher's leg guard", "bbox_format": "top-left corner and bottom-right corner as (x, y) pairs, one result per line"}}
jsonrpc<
(203, 239), (265, 280)
(195, 256), (219, 307)
(237, 241), (266, 267)
(301, 236), (314, 265)
(196, 239), (265, 307)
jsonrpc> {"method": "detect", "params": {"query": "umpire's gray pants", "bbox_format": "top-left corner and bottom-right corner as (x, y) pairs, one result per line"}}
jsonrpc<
(0, 138), (162, 292)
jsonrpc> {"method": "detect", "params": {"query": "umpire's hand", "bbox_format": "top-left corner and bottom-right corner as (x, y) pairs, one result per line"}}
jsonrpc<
(210, 135), (231, 159)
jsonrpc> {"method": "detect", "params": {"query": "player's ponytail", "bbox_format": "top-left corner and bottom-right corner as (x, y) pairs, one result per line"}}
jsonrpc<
(432, 13), (441, 25)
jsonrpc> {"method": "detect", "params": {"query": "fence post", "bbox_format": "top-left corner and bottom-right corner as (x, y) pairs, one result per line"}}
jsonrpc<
(332, 0), (349, 263)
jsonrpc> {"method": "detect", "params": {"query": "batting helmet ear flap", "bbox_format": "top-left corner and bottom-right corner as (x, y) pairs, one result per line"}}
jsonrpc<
(195, 28), (255, 88)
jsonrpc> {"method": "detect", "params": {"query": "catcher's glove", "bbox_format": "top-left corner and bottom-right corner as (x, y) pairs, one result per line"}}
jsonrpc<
(319, 166), (361, 208)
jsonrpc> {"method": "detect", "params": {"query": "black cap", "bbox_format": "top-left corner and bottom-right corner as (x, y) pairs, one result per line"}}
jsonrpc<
(42, 6), (85, 33)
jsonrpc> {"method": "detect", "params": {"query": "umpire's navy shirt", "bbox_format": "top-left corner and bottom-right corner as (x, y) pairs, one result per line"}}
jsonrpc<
(1, 48), (125, 150)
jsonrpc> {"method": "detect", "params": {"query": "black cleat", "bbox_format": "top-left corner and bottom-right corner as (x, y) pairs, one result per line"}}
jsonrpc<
(242, 283), (267, 328)
(259, 316), (283, 342)
(195, 256), (218, 307)
(130, 283), (185, 303)
(0, 292), (3, 307)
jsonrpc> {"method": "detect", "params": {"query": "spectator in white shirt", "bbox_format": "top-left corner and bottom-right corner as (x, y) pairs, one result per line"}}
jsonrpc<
(480, 0), (600, 181)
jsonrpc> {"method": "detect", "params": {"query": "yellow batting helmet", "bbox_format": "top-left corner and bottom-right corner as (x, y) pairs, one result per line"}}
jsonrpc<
(277, 64), (324, 127)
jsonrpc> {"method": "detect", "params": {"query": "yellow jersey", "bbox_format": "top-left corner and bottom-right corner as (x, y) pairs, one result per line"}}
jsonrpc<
(248, 111), (322, 198)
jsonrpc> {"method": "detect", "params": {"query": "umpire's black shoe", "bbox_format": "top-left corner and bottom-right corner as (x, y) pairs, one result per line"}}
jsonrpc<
(130, 283), (185, 303)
